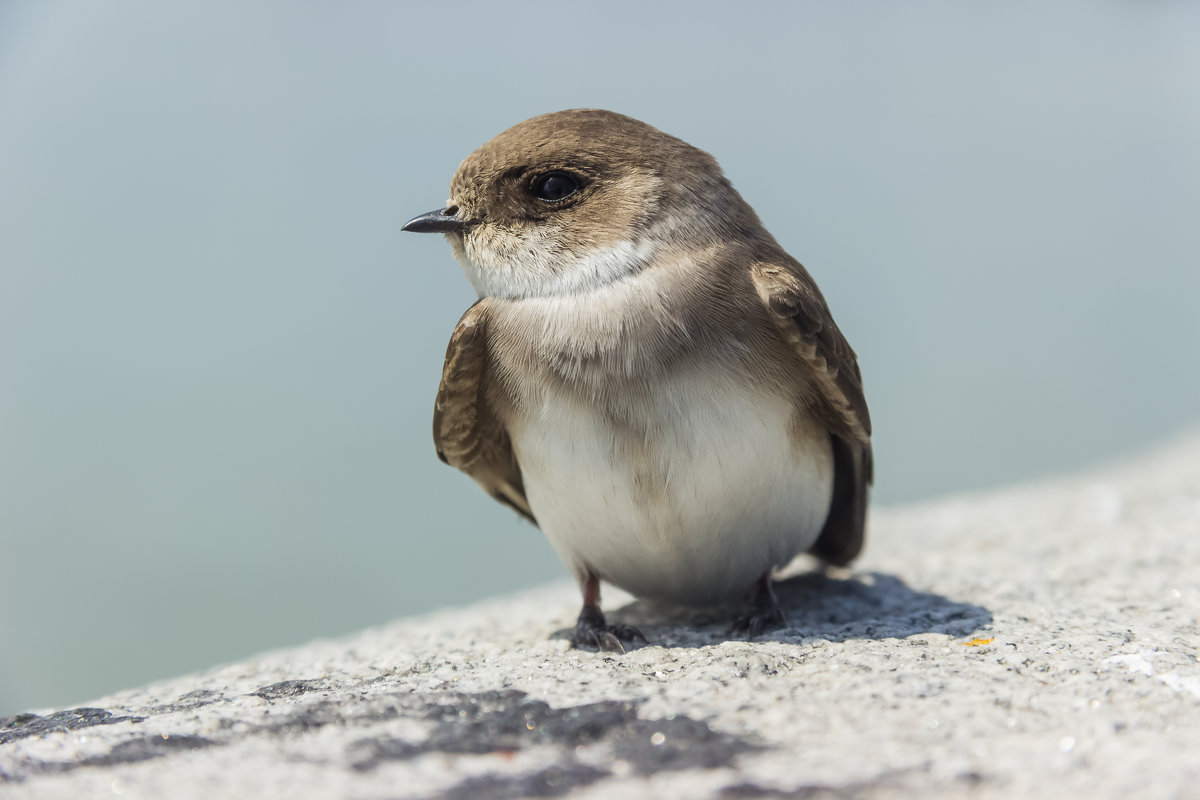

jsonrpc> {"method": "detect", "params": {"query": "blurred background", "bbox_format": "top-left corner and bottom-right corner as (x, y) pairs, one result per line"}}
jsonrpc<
(2, 1), (1197, 715)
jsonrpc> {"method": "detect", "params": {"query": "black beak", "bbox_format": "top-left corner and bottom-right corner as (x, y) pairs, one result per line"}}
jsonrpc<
(401, 206), (471, 234)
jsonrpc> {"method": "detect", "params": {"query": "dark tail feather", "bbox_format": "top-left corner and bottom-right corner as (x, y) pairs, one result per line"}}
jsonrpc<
(808, 434), (871, 566)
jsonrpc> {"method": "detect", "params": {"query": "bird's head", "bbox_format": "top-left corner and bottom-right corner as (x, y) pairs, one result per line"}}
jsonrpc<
(403, 109), (760, 299)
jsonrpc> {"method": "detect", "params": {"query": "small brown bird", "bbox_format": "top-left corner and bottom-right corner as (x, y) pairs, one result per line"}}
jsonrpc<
(403, 110), (871, 651)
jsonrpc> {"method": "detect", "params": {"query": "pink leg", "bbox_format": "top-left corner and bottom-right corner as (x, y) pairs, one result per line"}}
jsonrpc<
(583, 573), (601, 607)
(572, 573), (646, 653)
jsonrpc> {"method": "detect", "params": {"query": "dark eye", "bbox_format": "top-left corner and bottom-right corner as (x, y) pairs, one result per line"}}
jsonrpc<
(530, 171), (581, 203)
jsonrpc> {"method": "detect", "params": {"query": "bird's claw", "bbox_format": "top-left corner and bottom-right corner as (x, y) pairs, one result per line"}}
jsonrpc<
(731, 573), (787, 639)
(732, 605), (786, 639)
(573, 604), (646, 652)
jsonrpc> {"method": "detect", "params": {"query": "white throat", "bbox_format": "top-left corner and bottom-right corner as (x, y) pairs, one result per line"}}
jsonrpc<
(450, 235), (655, 299)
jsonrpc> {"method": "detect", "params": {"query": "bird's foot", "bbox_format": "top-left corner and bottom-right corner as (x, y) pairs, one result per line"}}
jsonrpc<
(572, 603), (646, 653)
(732, 574), (786, 638)
(732, 604), (785, 639)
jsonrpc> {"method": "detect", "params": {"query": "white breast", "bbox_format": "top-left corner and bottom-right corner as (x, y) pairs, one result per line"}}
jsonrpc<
(506, 365), (834, 606)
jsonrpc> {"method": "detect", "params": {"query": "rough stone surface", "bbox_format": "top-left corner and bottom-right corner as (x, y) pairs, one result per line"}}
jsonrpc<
(3, 435), (1199, 799)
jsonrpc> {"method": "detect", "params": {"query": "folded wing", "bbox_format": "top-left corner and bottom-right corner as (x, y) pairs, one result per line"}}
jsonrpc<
(750, 262), (873, 565)
(433, 302), (535, 523)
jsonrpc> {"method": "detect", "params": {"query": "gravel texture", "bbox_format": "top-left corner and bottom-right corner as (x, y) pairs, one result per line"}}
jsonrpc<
(3, 435), (1198, 799)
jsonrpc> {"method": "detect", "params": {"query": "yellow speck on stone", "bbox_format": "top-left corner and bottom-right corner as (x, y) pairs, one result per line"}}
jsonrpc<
(959, 637), (994, 647)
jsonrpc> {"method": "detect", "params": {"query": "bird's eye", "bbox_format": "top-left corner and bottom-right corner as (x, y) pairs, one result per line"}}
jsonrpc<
(529, 171), (581, 203)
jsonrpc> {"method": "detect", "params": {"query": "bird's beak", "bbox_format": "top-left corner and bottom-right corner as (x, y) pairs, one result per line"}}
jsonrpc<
(401, 206), (473, 234)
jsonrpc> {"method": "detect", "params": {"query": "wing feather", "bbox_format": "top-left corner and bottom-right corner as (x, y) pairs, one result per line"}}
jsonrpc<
(750, 262), (872, 565)
(433, 302), (535, 523)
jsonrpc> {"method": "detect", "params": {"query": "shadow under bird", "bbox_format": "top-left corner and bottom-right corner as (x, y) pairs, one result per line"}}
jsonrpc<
(403, 109), (872, 651)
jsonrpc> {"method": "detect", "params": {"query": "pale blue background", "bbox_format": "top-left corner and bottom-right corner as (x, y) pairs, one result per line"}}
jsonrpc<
(2, 1), (1198, 714)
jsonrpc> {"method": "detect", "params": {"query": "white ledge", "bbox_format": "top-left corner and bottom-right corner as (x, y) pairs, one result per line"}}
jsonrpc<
(3, 434), (1200, 799)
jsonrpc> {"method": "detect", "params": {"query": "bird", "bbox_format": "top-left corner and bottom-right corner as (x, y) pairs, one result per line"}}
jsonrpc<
(402, 109), (871, 652)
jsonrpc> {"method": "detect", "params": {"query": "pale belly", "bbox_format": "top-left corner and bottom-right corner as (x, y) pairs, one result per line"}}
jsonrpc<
(508, 373), (834, 606)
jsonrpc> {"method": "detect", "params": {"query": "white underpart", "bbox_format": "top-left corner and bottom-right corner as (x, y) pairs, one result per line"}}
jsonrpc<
(451, 234), (655, 299)
(509, 369), (834, 606)
(489, 260), (835, 607)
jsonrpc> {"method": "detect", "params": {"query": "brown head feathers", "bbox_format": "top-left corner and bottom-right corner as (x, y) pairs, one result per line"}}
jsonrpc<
(438, 109), (771, 299)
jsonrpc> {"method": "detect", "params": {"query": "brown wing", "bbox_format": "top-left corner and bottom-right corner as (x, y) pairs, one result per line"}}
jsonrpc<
(750, 262), (873, 565)
(433, 301), (536, 524)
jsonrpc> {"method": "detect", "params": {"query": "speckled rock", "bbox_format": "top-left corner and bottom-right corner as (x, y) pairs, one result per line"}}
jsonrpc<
(3, 435), (1198, 799)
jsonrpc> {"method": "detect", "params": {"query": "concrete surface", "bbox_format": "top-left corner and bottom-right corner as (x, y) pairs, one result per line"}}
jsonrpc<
(2, 434), (1199, 799)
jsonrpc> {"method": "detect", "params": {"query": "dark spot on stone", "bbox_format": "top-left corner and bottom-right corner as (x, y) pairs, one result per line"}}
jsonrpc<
(250, 679), (325, 701)
(349, 693), (634, 769)
(147, 688), (225, 715)
(33, 735), (214, 774)
(439, 763), (609, 800)
(349, 691), (759, 774)
(174, 688), (221, 707)
(4, 690), (765, 788)
(720, 784), (852, 798)
(0, 708), (144, 745)
(420, 689), (525, 720)
(0, 713), (39, 728)
(433, 696), (636, 752)
(98, 735), (214, 766)
(346, 737), (422, 767)
(719, 783), (849, 798)
(262, 698), (402, 736)
(613, 715), (758, 774)
(719, 768), (985, 798)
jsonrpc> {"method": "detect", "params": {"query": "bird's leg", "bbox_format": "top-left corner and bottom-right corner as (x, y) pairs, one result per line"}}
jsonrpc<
(733, 572), (786, 638)
(571, 574), (646, 653)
